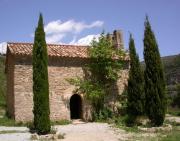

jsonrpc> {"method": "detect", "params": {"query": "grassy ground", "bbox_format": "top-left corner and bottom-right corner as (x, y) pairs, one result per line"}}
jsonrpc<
(51, 119), (71, 125)
(0, 56), (17, 126)
(0, 130), (27, 134)
(108, 115), (180, 141)
(160, 126), (180, 141)
(167, 107), (180, 116)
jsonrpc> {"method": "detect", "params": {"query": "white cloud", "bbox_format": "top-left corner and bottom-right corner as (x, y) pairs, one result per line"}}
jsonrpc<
(30, 19), (104, 44)
(44, 20), (104, 35)
(70, 34), (100, 45)
(46, 34), (65, 44)
(0, 42), (7, 54)
(44, 19), (103, 44)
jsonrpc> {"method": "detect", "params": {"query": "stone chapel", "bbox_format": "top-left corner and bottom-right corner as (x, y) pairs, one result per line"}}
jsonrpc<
(5, 30), (129, 122)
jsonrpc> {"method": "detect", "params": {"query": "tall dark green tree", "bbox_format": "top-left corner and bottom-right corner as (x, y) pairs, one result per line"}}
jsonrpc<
(32, 14), (50, 134)
(143, 16), (166, 126)
(127, 34), (144, 125)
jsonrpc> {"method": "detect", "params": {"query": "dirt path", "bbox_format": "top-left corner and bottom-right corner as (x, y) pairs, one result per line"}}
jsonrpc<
(0, 123), (131, 141)
(0, 115), (179, 141)
(166, 114), (180, 124)
(0, 126), (30, 141)
(55, 122), (131, 141)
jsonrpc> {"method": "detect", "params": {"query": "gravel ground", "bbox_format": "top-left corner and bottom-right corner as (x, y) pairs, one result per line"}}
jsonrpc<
(0, 115), (179, 141)
(0, 133), (31, 141)
(0, 123), (131, 141)
(166, 114), (180, 124)
(0, 126), (30, 141)
(55, 122), (131, 141)
(0, 126), (28, 131)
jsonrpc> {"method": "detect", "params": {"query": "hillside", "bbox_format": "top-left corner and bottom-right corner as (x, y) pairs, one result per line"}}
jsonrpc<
(162, 54), (180, 85)
(142, 54), (180, 95)
(162, 54), (180, 96)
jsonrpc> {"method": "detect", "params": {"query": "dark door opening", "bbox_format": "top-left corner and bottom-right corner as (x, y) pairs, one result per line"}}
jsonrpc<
(70, 94), (82, 119)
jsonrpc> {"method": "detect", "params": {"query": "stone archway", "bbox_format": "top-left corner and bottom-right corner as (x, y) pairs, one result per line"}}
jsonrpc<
(70, 94), (82, 119)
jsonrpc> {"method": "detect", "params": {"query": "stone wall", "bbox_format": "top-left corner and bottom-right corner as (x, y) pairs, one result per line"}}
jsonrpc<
(105, 69), (129, 113)
(7, 55), (129, 122)
(12, 56), (92, 122)
(14, 64), (33, 121)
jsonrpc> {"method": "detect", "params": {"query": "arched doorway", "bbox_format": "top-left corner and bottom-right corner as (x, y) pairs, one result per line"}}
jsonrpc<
(70, 94), (82, 119)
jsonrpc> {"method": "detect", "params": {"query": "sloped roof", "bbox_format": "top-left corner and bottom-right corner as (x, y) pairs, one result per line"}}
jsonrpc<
(7, 42), (129, 60)
(7, 42), (89, 58)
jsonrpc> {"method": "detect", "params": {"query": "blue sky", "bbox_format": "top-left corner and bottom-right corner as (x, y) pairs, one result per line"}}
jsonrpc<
(0, 0), (179, 59)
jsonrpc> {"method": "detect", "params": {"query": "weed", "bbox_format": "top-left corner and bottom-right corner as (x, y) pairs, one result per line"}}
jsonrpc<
(0, 130), (27, 134)
(58, 133), (65, 139)
(51, 119), (71, 125)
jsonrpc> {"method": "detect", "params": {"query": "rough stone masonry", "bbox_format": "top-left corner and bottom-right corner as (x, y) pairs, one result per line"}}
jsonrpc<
(5, 30), (129, 122)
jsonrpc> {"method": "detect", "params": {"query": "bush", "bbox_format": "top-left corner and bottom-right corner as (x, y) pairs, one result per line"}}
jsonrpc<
(125, 115), (136, 127)
(172, 84), (180, 108)
(93, 107), (113, 122)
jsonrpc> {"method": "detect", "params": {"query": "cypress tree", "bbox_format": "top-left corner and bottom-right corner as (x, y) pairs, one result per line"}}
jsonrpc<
(127, 34), (144, 125)
(143, 16), (166, 126)
(32, 14), (50, 134)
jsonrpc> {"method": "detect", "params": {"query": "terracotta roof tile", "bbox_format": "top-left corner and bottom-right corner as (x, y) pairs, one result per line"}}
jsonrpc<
(7, 42), (129, 60)
(7, 42), (89, 58)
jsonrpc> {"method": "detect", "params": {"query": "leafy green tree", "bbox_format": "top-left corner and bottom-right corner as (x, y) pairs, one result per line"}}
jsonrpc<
(143, 16), (167, 126)
(68, 33), (124, 119)
(89, 33), (123, 83)
(88, 33), (124, 114)
(32, 14), (50, 134)
(127, 34), (145, 125)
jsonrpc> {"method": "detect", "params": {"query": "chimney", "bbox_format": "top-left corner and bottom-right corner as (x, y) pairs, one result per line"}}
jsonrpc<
(113, 30), (124, 49)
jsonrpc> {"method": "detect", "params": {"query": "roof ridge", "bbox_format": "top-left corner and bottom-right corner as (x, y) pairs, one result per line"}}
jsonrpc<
(7, 42), (89, 58)
(7, 42), (89, 47)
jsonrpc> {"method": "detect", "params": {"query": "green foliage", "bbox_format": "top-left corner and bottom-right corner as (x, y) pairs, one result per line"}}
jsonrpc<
(68, 78), (105, 115)
(32, 14), (50, 134)
(0, 116), (16, 126)
(51, 120), (71, 125)
(172, 84), (180, 108)
(93, 107), (113, 122)
(126, 34), (145, 125)
(143, 16), (167, 126)
(88, 33), (124, 116)
(167, 107), (180, 117)
(113, 116), (140, 132)
(0, 115), (32, 127)
(160, 127), (180, 141)
(89, 33), (124, 83)
(68, 33), (124, 120)
(117, 88), (128, 116)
